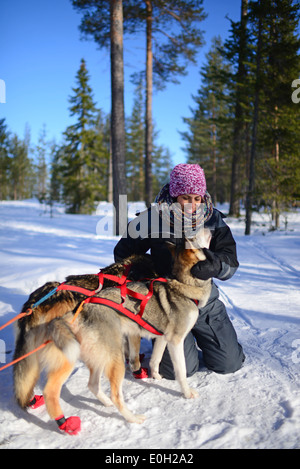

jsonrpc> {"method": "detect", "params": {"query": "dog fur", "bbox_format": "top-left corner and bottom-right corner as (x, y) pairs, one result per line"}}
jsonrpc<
(14, 254), (157, 384)
(13, 229), (212, 427)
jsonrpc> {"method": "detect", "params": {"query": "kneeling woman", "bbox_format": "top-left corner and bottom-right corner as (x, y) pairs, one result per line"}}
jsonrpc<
(114, 163), (245, 379)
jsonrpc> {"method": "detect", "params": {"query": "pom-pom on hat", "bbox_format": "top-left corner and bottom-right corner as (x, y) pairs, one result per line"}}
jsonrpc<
(169, 164), (207, 198)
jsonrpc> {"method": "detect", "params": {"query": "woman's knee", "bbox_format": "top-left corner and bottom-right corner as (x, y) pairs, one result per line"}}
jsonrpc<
(205, 343), (245, 374)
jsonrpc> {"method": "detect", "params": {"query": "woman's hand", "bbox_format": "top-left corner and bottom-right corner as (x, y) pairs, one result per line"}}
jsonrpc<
(190, 249), (222, 280)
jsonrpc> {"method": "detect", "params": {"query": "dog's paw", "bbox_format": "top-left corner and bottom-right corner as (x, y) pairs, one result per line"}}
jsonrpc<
(56, 415), (81, 435)
(133, 367), (149, 379)
(122, 408), (146, 424)
(131, 414), (146, 424)
(28, 395), (45, 409)
(101, 397), (113, 407)
(151, 371), (162, 380)
(184, 387), (199, 399)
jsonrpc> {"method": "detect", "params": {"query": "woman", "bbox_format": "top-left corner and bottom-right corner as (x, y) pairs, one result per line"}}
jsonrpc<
(114, 164), (244, 379)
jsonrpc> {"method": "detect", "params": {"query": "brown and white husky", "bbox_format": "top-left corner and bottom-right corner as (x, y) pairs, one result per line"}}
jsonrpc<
(13, 229), (211, 433)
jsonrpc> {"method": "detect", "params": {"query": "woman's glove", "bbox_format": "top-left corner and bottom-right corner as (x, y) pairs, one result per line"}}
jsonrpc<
(190, 249), (222, 280)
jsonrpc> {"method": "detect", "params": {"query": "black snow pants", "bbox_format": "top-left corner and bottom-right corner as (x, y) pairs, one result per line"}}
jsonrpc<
(157, 283), (245, 380)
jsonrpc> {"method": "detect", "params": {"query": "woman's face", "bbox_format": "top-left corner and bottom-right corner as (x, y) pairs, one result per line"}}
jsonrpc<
(176, 194), (202, 215)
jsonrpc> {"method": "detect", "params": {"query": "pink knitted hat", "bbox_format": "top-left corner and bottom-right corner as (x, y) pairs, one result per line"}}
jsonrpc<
(169, 164), (207, 198)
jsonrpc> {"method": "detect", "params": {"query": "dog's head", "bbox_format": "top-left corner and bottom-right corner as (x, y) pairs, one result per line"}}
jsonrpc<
(184, 227), (211, 251)
(168, 228), (212, 283)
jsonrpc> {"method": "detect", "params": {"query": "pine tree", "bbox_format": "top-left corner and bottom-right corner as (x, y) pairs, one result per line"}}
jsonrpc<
(61, 59), (109, 214)
(94, 110), (111, 200)
(243, 0), (300, 231)
(126, 78), (145, 201)
(48, 141), (63, 216)
(223, 0), (251, 217)
(72, 0), (206, 207)
(221, 0), (300, 231)
(132, 0), (207, 207)
(126, 78), (173, 201)
(72, 1), (126, 231)
(35, 125), (49, 203)
(251, 0), (300, 228)
(0, 119), (10, 200)
(8, 134), (34, 200)
(0, 120), (35, 200)
(181, 37), (232, 204)
(245, 2), (263, 235)
(110, 0), (127, 234)
(152, 144), (173, 197)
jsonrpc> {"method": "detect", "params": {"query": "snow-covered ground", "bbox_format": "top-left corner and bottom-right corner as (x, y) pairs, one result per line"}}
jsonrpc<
(0, 199), (299, 449)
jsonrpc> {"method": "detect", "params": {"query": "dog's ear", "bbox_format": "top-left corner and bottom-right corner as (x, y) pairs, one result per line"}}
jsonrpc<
(199, 227), (212, 249)
(185, 238), (195, 250)
(165, 240), (177, 257)
(188, 227), (212, 250)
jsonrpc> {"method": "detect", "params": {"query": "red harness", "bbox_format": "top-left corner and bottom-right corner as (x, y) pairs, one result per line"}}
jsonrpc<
(0, 266), (196, 372)
(57, 266), (166, 335)
(81, 278), (167, 336)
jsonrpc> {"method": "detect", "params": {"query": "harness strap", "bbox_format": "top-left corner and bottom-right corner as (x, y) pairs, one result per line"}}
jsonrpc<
(80, 277), (168, 335)
(0, 268), (130, 333)
(134, 278), (168, 316)
(0, 265), (167, 372)
(0, 340), (52, 372)
(58, 264), (133, 298)
(0, 308), (33, 332)
(57, 283), (99, 297)
(85, 297), (163, 336)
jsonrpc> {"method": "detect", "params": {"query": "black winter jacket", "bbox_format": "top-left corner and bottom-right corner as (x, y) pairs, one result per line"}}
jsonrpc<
(114, 207), (239, 281)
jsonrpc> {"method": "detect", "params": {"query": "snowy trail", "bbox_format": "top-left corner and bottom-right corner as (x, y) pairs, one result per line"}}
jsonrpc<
(214, 229), (300, 449)
(0, 200), (299, 449)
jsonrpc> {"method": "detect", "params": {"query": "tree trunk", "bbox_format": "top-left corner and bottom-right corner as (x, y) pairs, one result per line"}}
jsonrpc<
(110, 0), (127, 235)
(272, 136), (280, 229)
(211, 94), (217, 205)
(145, 0), (153, 207)
(229, 0), (248, 217)
(108, 138), (113, 203)
(245, 12), (262, 235)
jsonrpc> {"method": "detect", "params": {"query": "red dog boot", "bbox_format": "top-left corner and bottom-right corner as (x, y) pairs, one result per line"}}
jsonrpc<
(29, 395), (45, 409)
(55, 415), (81, 435)
(133, 367), (149, 379)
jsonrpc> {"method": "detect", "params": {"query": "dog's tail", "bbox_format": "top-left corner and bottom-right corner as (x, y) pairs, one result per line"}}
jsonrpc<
(14, 318), (80, 408)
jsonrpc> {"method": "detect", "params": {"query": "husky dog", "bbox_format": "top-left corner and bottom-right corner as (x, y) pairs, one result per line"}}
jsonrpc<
(13, 229), (212, 433)
(14, 254), (157, 376)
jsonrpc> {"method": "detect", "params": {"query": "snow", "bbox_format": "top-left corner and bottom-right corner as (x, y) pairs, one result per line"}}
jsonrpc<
(0, 199), (299, 449)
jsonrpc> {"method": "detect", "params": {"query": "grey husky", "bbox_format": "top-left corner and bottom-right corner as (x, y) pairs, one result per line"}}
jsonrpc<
(13, 229), (212, 432)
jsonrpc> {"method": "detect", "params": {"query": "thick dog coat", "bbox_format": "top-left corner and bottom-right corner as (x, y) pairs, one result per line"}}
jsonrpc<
(13, 229), (212, 430)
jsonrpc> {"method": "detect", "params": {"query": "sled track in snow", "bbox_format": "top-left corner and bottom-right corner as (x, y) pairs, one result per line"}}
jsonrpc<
(216, 284), (256, 331)
(246, 238), (300, 279)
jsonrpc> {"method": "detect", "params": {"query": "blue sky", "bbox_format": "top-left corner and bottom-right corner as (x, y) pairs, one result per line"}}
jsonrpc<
(0, 0), (240, 166)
